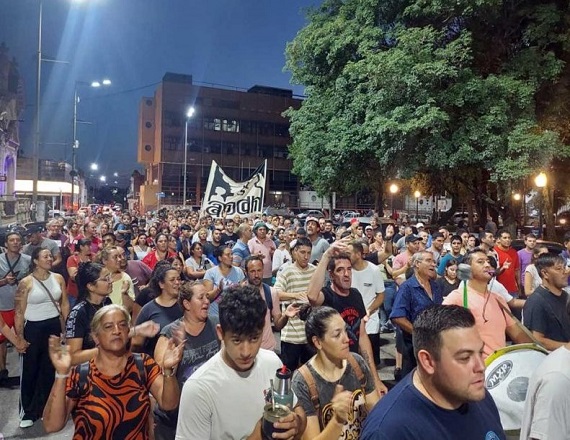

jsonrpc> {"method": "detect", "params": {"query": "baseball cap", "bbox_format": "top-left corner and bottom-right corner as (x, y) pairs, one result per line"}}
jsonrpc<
(416, 222), (425, 229)
(253, 221), (267, 232)
(405, 235), (421, 244)
(25, 225), (44, 235)
(365, 225), (373, 231)
(305, 216), (319, 225)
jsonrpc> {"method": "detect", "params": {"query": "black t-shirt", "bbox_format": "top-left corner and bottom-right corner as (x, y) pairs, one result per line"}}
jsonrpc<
(435, 277), (460, 298)
(220, 232), (239, 249)
(65, 297), (113, 349)
(135, 300), (184, 356)
(321, 286), (366, 353)
(522, 285), (570, 342)
(135, 286), (156, 308)
(322, 231), (336, 245)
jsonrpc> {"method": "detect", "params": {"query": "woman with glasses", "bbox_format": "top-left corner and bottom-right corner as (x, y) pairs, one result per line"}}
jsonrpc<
(43, 304), (183, 439)
(133, 264), (183, 357)
(66, 262), (159, 366)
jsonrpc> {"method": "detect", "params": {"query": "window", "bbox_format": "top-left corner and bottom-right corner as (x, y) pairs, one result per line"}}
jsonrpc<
(144, 144), (152, 152)
(164, 135), (181, 150)
(145, 121), (152, 129)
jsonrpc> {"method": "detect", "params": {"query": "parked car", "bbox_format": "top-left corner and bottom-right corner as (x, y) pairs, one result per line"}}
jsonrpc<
(297, 209), (325, 220)
(452, 211), (479, 225)
(262, 207), (294, 218)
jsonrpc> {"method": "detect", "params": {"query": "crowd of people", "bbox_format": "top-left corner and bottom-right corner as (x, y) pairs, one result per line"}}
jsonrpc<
(0, 207), (569, 438)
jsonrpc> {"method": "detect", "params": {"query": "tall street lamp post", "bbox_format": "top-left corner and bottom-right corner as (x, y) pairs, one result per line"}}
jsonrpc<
(414, 191), (421, 222)
(535, 172), (547, 239)
(389, 184), (399, 219)
(72, 79), (111, 211)
(183, 106), (195, 208)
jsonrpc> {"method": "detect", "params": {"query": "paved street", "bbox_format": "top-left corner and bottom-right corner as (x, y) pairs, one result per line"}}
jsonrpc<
(0, 332), (517, 439)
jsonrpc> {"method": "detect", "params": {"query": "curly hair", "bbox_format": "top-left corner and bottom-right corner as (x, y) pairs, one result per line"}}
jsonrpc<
(219, 285), (266, 336)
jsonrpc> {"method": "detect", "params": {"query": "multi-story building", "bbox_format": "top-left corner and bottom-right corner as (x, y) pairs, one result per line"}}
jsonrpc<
(137, 73), (302, 212)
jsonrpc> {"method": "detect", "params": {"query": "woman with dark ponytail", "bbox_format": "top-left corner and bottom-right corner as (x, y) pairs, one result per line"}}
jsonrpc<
(292, 305), (379, 439)
(65, 262), (159, 366)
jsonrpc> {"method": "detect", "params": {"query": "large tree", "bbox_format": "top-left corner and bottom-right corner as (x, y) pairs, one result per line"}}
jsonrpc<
(285, 0), (570, 235)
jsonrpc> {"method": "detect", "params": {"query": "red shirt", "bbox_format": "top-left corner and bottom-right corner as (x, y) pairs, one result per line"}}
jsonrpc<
(495, 246), (520, 293)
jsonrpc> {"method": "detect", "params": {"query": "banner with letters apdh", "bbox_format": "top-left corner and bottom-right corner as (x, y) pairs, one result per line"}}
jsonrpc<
(201, 160), (266, 218)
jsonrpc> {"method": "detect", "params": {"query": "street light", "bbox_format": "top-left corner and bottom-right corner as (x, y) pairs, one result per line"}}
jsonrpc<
(72, 78), (111, 210)
(90, 163), (98, 171)
(389, 183), (399, 219)
(183, 106), (196, 208)
(414, 190), (421, 222)
(535, 172), (547, 238)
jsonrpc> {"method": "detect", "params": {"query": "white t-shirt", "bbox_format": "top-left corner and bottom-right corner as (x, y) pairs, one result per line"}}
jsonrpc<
(351, 261), (385, 334)
(176, 348), (282, 440)
(521, 346), (570, 440)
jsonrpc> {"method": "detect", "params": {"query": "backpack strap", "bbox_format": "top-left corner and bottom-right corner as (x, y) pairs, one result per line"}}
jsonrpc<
(78, 361), (90, 397)
(297, 364), (324, 431)
(262, 283), (273, 311)
(346, 353), (367, 390)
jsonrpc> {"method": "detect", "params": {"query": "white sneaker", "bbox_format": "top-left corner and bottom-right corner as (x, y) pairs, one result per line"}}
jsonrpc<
(19, 419), (34, 428)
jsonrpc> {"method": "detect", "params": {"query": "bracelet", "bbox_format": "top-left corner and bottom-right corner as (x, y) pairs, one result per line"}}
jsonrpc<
(163, 367), (175, 377)
(55, 372), (70, 379)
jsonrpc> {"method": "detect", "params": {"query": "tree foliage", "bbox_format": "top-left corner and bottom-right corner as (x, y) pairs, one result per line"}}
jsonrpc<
(285, 0), (570, 223)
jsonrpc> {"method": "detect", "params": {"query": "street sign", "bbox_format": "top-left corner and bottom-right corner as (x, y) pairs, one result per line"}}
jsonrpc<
(156, 192), (165, 198)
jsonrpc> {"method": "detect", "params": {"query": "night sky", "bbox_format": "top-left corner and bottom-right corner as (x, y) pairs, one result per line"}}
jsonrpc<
(0, 0), (317, 185)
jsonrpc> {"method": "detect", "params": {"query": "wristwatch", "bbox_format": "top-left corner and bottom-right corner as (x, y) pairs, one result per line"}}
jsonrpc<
(163, 367), (176, 377)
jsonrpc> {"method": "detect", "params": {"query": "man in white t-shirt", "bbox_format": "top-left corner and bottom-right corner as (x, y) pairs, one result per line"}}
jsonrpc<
(348, 240), (385, 366)
(521, 343), (570, 439)
(176, 285), (306, 440)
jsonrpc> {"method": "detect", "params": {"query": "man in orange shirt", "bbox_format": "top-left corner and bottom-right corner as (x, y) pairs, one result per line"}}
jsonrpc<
(443, 249), (530, 358)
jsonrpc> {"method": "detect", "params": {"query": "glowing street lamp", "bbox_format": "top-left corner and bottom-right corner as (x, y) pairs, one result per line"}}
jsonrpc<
(534, 172), (547, 238)
(414, 191), (421, 222)
(389, 183), (399, 219)
(183, 106), (196, 208)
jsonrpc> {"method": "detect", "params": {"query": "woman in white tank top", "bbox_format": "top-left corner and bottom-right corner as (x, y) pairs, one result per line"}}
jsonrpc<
(14, 247), (69, 429)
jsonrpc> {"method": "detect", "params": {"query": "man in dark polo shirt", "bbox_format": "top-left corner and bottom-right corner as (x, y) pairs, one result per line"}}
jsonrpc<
(523, 253), (570, 351)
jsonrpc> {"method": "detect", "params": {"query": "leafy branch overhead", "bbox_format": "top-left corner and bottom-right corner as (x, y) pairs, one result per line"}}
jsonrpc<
(284, 0), (570, 201)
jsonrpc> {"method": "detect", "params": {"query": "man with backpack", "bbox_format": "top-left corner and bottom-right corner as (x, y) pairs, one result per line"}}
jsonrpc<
(243, 255), (300, 351)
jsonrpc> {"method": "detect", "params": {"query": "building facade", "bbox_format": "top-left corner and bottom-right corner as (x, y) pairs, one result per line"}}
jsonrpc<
(137, 73), (302, 212)
(0, 43), (24, 215)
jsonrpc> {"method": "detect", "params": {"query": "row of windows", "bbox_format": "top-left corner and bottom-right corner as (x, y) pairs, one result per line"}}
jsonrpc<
(163, 137), (290, 159)
(163, 112), (289, 137)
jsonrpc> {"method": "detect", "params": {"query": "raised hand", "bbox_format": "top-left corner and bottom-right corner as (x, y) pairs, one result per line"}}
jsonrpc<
(331, 384), (352, 424)
(284, 303), (300, 318)
(48, 335), (71, 375)
(162, 337), (185, 370)
(136, 320), (160, 338)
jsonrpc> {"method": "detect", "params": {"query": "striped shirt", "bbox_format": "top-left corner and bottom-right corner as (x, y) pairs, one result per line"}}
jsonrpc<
(274, 262), (316, 344)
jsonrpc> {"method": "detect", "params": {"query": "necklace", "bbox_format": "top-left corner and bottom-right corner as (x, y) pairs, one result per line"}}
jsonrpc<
(312, 358), (346, 384)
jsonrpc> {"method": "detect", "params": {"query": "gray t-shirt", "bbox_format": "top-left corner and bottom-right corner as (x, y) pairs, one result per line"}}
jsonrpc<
(292, 353), (375, 437)
(22, 237), (61, 258)
(154, 316), (220, 428)
(0, 253), (31, 311)
(310, 237), (330, 264)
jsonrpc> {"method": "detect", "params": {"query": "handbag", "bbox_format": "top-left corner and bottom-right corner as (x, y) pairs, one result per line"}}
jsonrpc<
(33, 275), (66, 342)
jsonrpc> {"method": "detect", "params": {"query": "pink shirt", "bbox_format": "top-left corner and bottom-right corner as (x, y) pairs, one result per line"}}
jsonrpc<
(443, 286), (513, 358)
(259, 285), (281, 351)
(248, 237), (275, 279)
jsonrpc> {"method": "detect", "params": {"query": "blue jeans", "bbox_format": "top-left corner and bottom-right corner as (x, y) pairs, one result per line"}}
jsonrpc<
(380, 281), (397, 327)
